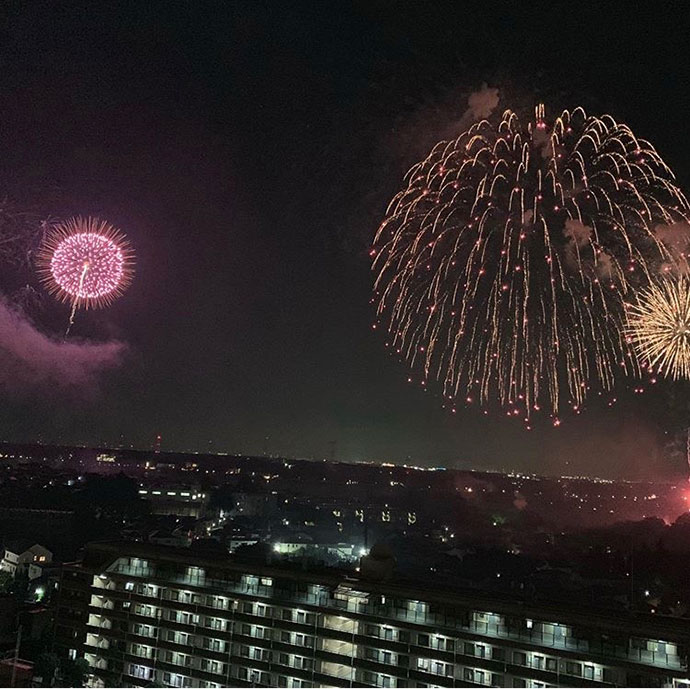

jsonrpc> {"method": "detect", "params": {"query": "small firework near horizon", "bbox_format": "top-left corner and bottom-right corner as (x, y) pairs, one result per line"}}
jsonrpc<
(626, 278), (690, 381)
(37, 216), (134, 311)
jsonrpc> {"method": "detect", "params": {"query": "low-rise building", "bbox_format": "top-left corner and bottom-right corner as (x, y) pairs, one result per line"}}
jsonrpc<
(16, 543), (53, 578)
(1, 541), (53, 580)
(138, 485), (209, 518)
(148, 529), (192, 548)
(0, 546), (19, 576)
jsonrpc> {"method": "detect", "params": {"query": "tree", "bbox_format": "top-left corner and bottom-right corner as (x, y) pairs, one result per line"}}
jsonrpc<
(34, 652), (58, 687)
(0, 570), (13, 592)
(61, 657), (89, 688)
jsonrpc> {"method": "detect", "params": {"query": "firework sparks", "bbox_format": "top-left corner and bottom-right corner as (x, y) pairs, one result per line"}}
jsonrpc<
(38, 216), (134, 332)
(373, 104), (689, 419)
(626, 278), (690, 381)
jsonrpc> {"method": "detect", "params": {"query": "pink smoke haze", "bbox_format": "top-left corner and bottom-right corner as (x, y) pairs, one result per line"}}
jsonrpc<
(0, 297), (125, 392)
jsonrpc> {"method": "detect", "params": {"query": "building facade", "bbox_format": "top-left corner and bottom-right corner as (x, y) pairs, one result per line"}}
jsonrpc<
(54, 542), (689, 688)
(137, 485), (209, 518)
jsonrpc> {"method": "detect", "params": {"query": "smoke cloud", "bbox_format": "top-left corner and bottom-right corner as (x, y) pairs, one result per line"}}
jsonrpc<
(458, 83), (499, 129)
(563, 219), (593, 270)
(0, 296), (125, 393)
(564, 219), (592, 249)
(595, 251), (615, 280)
(655, 221), (690, 276)
(562, 219), (617, 280)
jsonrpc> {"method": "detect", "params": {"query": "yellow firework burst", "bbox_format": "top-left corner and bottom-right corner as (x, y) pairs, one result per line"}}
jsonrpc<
(626, 279), (690, 380)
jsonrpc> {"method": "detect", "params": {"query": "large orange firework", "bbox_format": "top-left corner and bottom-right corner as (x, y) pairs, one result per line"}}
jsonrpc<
(372, 105), (689, 421)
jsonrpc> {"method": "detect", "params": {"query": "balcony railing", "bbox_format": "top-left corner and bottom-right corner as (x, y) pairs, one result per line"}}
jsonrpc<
(104, 564), (686, 672)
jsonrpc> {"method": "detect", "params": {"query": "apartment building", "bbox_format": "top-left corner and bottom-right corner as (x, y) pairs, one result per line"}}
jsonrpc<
(54, 542), (689, 688)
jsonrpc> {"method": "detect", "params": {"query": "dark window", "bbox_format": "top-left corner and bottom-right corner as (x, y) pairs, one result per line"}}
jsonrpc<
(513, 651), (526, 666)
(418, 634), (429, 647)
(565, 662), (581, 676)
(492, 647), (505, 661)
(603, 669), (617, 683)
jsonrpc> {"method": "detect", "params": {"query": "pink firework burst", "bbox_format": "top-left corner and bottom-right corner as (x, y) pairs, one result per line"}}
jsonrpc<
(38, 216), (134, 310)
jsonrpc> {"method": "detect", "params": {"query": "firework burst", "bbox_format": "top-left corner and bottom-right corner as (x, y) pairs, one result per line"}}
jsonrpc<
(38, 217), (134, 330)
(626, 279), (690, 381)
(373, 104), (689, 420)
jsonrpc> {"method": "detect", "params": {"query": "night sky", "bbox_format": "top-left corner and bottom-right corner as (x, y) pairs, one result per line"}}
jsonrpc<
(1, 2), (690, 478)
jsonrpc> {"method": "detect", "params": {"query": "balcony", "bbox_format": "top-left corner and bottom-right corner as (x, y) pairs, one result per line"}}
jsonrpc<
(85, 633), (110, 651)
(321, 639), (357, 658)
(89, 595), (114, 611)
(87, 614), (112, 630)
(320, 661), (355, 681)
(84, 653), (108, 672)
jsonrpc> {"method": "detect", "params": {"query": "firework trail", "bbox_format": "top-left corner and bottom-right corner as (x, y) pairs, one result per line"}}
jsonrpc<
(37, 216), (134, 335)
(626, 278), (690, 381)
(373, 104), (690, 422)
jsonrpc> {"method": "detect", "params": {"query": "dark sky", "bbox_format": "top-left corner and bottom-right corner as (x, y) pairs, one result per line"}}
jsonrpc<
(1, 1), (690, 478)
